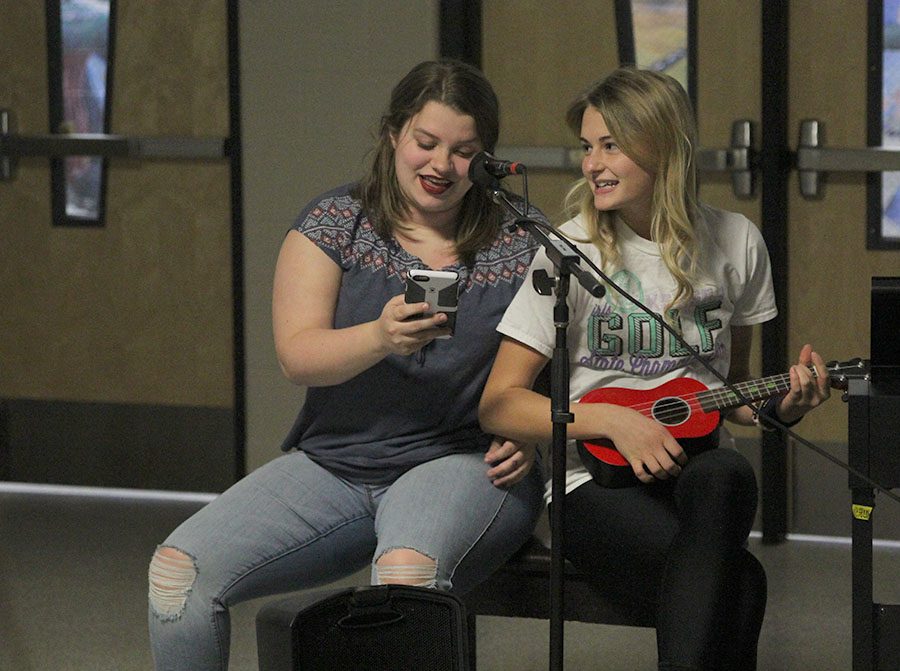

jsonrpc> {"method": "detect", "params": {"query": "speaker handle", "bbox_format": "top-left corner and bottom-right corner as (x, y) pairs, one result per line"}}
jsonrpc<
(338, 587), (406, 629)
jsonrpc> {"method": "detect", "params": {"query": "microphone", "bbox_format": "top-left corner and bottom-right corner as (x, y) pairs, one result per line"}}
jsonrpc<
(468, 151), (527, 187)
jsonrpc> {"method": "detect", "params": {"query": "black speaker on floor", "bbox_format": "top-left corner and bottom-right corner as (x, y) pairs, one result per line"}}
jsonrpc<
(871, 277), (900, 379)
(256, 585), (470, 671)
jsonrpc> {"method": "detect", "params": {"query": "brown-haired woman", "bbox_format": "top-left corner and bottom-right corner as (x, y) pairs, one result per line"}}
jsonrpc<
(148, 59), (546, 671)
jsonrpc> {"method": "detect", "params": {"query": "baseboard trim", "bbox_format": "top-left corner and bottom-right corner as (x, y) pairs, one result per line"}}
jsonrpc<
(0, 398), (237, 491)
(0, 480), (218, 503)
(749, 530), (900, 550)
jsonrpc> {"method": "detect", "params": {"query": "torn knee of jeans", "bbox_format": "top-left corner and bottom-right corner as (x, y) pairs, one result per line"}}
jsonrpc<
(149, 545), (197, 620)
(374, 547), (438, 588)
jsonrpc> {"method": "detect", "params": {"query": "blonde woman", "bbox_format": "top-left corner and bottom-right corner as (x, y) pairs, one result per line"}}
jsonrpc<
(479, 68), (830, 670)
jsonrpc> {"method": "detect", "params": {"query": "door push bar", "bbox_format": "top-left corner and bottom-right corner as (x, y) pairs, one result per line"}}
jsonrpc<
(0, 109), (229, 182)
(495, 120), (756, 199)
(697, 119), (755, 199)
(796, 119), (900, 199)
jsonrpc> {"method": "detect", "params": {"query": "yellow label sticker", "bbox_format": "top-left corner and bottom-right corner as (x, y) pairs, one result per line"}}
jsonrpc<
(852, 504), (873, 521)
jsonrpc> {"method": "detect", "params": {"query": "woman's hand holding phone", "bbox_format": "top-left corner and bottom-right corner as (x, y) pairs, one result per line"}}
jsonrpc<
(375, 294), (453, 356)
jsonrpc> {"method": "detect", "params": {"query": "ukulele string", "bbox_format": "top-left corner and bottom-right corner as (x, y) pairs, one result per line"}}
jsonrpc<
(621, 372), (795, 422)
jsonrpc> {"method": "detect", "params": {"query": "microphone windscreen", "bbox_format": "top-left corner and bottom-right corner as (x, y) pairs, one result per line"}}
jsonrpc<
(468, 151), (500, 188)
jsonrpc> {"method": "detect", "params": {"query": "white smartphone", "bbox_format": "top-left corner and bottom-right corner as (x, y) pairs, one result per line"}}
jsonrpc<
(404, 269), (460, 337)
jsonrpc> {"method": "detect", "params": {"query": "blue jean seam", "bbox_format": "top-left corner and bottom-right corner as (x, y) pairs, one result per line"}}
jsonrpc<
(444, 487), (512, 589)
(217, 510), (373, 600)
(208, 510), (372, 667)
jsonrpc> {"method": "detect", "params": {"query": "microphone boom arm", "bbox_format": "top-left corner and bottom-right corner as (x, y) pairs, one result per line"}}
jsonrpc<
(487, 185), (604, 298)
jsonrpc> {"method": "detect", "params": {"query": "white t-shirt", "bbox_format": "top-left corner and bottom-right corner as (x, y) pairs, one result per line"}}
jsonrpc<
(497, 204), (778, 500)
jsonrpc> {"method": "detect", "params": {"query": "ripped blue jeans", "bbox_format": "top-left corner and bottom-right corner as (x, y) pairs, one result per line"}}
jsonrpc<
(148, 450), (543, 671)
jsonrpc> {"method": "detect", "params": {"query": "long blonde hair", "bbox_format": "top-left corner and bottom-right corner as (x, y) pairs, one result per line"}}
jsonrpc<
(564, 68), (702, 312)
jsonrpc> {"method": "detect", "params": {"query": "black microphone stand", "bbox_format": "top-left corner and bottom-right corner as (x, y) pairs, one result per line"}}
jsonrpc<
(485, 182), (604, 671)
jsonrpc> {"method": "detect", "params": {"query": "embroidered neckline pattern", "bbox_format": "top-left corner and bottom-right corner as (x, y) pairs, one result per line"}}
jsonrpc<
(302, 193), (535, 290)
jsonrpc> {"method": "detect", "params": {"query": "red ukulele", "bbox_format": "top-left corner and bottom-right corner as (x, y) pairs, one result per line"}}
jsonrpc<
(576, 359), (866, 488)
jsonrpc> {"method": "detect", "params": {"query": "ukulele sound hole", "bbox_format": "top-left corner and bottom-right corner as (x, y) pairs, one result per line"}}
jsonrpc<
(652, 397), (691, 426)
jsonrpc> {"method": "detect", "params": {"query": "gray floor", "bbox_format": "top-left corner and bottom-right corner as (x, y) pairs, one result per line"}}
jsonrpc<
(2, 484), (899, 671)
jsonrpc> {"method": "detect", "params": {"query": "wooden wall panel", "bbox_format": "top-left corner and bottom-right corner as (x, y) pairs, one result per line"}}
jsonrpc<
(482, 2), (619, 221)
(695, 1), (762, 226)
(0, 1), (233, 409)
(693, 2), (764, 444)
(788, 0), (897, 442)
(113, 1), (229, 136)
(1, 0), (235, 490)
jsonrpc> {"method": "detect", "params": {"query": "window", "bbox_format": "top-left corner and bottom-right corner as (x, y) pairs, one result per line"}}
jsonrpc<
(47, 0), (115, 226)
(616, 0), (693, 101)
(871, 0), (900, 248)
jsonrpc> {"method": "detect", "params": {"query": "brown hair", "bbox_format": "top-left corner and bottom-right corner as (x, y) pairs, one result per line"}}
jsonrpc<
(354, 59), (504, 264)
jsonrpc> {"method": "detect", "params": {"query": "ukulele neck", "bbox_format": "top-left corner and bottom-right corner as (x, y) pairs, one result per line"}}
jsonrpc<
(698, 367), (814, 412)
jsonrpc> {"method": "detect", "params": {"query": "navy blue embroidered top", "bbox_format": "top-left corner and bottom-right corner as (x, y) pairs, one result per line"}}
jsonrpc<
(280, 184), (542, 484)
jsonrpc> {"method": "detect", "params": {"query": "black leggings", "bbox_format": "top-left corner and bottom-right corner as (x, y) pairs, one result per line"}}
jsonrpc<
(558, 448), (767, 671)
